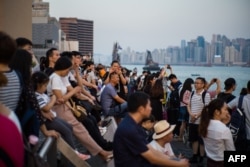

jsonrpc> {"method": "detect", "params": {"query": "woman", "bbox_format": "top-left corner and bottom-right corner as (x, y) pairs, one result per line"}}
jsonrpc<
(0, 31), (20, 112)
(178, 78), (194, 142)
(199, 98), (235, 167)
(149, 78), (164, 121)
(9, 49), (59, 139)
(47, 56), (112, 161)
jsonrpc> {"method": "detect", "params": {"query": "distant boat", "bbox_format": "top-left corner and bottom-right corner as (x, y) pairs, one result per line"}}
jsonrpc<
(191, 74), (200, 76)
(142, 50), (160, 71)
(242, 62), (250, 67)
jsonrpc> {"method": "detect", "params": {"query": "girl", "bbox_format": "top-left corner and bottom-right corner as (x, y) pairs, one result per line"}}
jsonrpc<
(199, 99), (235, 167)
(178, 78), (194, 142)
(31, 71), (90, 160)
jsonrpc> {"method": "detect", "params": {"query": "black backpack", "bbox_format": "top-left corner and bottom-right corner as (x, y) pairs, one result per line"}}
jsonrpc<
(168, 84), (182, 108)
(190, 90), (207, 105)
(228, 95), (247, 151)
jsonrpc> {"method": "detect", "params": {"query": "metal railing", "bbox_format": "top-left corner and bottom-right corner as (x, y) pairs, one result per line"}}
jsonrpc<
(38, 137), (90, 167)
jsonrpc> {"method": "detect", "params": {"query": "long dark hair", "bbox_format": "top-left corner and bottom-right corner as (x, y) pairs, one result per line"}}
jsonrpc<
(9, 49), (32, 83)
(10, 49), (42, 138)
(199, 98), (225, 137)
(180, 78), (194, 101)
(150, 78), (164, 99)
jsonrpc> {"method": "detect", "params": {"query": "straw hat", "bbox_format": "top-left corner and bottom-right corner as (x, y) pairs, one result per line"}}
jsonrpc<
(152, 120), (176, 139)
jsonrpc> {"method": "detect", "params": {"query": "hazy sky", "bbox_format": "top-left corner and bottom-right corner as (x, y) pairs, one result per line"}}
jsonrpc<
(48, 0), (250, 55)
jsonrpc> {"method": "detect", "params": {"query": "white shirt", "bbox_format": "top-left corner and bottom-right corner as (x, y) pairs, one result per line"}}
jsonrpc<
(202, 120), (235, 161)
(149, 140), (174, 157)
(47, 73), (70, 96)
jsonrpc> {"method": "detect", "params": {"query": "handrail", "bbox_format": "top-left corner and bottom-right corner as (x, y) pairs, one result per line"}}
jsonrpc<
(38, 136), (91, 167)
(38, 136), (55, 158)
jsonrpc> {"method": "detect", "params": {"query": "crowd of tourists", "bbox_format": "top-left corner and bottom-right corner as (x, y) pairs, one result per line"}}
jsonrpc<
(1, 30), (250, 167)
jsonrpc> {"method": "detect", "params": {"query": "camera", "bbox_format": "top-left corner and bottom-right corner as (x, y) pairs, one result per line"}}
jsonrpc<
(167, 64), (171, 69)
(213, 78), (217, 82)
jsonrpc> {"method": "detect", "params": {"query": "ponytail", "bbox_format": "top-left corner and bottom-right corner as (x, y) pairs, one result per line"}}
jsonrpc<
(199, 98), (225, 137)
(199, 105), (211, 137)
(39, 56), (48, 72)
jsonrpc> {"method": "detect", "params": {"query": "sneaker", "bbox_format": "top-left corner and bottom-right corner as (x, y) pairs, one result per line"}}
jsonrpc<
(75, 150), (91, 160)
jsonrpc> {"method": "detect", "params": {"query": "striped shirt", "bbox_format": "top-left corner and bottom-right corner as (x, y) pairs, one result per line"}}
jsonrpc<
(189, 89), (211, 124)
(35, 92), (56, 120)
(0, 70), (21, 111)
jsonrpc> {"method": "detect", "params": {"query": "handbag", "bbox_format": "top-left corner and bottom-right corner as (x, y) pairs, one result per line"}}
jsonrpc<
(66, 98), (87, 122)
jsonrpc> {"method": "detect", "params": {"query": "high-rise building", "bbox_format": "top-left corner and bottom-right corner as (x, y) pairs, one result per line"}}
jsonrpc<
(59, 18), (93, 56)
(32, 0), (60, 59)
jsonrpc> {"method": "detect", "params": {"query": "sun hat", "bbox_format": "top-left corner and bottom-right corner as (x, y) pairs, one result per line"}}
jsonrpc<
(152, 120), (176, 139)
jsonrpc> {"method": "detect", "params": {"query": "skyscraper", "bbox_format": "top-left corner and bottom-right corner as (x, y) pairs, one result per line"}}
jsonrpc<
(59, 18), (93, 56)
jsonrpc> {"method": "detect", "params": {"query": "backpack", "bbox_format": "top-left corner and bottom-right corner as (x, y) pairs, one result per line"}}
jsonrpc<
(190, 90), (207, 105)
(228, 95), (247, 151)
(217, 92), (236, 103)
(168, 84), (182, 108)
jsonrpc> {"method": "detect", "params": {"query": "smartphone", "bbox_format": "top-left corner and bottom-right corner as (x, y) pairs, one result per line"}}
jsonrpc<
(213, 78), (217, 82)
(167, 65), (171, 69)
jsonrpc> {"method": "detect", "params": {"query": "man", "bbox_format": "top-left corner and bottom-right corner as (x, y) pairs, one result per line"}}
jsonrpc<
(217, 77), (236, 101)
(149, 120), (178, 159)
(228, 80), (250, 151)
(104, 60), (127, 100)
(113, 92), (189, 167)
(16, 37), (39, 73)
(187, 77), (211, 165)
(100, 72), (127, 118)
(167, 74), (182, 135)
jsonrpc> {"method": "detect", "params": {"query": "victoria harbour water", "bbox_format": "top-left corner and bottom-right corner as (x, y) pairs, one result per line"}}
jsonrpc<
(123, 64), (250, 96)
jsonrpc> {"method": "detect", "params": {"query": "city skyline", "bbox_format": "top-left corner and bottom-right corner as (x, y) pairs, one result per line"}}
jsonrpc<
(48, 0), (250, 55)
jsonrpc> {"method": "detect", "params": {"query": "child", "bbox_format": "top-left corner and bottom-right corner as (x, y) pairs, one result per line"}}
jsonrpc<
(141, 114), (156, 143)
(31, 71), (90, 160)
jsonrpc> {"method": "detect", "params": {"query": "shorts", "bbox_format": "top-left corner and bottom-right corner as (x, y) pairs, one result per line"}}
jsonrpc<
(188, 123), (203, 144)
(178, 106), (189, 122)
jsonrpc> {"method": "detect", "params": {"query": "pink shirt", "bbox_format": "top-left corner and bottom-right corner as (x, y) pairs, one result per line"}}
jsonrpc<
(180, 90), (191, 107)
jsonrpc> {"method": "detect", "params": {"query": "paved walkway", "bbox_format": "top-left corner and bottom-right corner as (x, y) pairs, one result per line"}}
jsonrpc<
(171, 139), (207, 167)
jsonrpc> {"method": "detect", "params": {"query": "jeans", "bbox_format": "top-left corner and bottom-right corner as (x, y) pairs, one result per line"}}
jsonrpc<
(108, 102), (128, 118)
